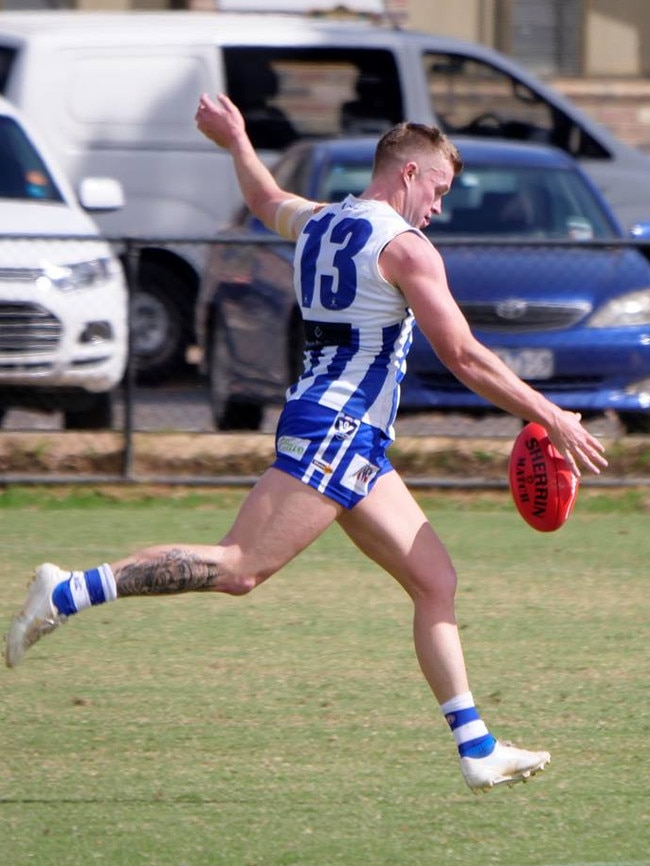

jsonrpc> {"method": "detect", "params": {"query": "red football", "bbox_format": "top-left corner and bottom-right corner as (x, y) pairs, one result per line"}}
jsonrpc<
(508, 421), (579, 532)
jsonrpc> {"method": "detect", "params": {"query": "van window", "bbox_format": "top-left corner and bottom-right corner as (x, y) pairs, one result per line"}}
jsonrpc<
(223, 47), (403, 150)
(0, 116), (63, 202)
(424, 51), (608, 160)
(0, 46), (16, 94)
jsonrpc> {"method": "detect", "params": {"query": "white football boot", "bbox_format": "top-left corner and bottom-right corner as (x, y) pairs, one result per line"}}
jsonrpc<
(460, 741), (551, 793)
(5, 563), (68, 668)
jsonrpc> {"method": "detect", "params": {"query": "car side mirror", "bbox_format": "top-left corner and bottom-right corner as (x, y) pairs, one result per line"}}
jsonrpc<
(78, 177), (125, 212)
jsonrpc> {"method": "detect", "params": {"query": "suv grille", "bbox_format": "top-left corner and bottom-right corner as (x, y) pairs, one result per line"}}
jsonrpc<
(0, 302), (62, 355)
(0, 266), (43, 283)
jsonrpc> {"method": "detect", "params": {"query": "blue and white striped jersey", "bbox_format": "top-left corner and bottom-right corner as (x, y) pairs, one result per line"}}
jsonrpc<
(287, 195), (423, 439)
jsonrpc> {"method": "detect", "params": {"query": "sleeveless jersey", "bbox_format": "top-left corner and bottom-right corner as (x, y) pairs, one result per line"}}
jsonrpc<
(287, 195), (423, 439)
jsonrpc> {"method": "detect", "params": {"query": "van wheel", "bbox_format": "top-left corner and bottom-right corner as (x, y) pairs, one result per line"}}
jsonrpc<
(208, 319), (263, 431)
(63, 393), (113, 430)
(618, 411), (650, 435)
(131, 261), (192, 383)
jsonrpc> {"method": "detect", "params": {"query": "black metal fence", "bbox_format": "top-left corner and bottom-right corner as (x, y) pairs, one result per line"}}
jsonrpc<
(1, 234), (650, 486)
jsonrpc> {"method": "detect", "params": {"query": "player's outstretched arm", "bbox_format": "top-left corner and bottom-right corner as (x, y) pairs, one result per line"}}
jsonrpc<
(384, 233), (607, 476)
(195, 92), (318, 239)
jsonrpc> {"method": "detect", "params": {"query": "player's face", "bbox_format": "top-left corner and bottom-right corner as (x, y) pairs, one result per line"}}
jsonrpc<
(403, 157), (454, 229)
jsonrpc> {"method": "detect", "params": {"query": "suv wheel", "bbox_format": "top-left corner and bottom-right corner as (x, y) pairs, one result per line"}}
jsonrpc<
(131, 260), (192, 383)
(63, 392), (113, 430)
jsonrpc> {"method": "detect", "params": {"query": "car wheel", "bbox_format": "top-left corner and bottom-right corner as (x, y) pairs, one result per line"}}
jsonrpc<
(131, 260), (192, 383)
(63, 392), (113, 430)
(287, 305), (305, 384)
(208, 319), (263, 431)
(618, 411), (650, 435)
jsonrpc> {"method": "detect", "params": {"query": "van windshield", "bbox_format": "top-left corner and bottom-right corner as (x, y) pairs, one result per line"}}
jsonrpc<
(423, 51), (609, 160)
(0, 116), (63, 202)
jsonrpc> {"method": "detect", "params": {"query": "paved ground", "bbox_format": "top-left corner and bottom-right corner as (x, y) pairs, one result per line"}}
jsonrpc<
(2, 383), (623, 439)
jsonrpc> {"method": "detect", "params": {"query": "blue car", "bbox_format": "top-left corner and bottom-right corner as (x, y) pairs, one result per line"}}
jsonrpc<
(197, 137), (650, 432)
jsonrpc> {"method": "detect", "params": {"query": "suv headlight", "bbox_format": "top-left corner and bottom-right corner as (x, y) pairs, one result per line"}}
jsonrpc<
(36, 257), (112, 292)
(588, 288), (650, 327)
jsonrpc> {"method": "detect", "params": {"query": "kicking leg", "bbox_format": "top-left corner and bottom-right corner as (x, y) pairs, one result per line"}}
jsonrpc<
(111, 468), (342, 597)
(5, 468), (342, 667)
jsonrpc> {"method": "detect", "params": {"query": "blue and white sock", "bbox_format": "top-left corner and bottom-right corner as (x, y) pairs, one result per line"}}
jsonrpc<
(440, 691), (497, 759)
(51, 564), (117, 617)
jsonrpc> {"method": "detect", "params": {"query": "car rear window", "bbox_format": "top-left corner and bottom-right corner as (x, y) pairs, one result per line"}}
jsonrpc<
(0, 115), (63, 202)
(320, 163), (372, 201)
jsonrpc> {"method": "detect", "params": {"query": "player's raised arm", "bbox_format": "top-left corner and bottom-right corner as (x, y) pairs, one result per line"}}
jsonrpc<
(195, 92), (320, 240)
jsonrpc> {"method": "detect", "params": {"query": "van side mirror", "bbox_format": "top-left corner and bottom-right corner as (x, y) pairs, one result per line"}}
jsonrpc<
(78, 177), (125, 212)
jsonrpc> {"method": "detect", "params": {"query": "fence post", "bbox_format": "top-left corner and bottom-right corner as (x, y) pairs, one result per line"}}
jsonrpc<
(121, 238), (139, 481)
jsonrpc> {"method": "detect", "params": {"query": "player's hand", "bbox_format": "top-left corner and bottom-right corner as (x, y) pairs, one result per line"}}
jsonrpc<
(546, 411), (608, 476)
(195, 92), (246, 150)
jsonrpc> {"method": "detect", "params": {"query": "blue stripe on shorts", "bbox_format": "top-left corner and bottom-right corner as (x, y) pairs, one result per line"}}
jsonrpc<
(272, 399), (393, 509)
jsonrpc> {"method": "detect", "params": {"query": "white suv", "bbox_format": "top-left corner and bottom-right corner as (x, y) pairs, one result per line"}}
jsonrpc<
(0, 96), (127, 429)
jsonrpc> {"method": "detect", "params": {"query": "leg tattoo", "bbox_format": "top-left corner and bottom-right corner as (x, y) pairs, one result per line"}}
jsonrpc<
(115, 548), (223, 597)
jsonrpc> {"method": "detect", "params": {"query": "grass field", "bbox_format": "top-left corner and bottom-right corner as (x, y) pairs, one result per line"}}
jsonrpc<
(1, 486), (648, 866)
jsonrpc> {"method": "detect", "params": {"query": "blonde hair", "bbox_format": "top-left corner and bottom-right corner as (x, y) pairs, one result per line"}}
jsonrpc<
(373, 122), (463, 177)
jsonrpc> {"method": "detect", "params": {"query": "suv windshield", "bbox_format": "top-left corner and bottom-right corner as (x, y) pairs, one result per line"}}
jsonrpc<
(0, 116), (63, 202)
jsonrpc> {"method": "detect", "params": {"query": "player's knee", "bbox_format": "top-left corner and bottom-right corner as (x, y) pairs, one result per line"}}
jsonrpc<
(221, 562), (274, 595)
(410, 565), (458, 604)
(218, 544), (273, 595)
(219, 572), (258, 596)
(431, 567), (458, 600)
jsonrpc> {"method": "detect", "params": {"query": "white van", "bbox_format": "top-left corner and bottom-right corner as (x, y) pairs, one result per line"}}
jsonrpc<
(0, 94), (127, 429)
(1, 10), (649, 379)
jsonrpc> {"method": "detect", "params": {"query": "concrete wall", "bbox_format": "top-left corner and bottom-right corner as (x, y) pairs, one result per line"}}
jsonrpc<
(405, 0), (496, 44)
(584, 0), (650, 77)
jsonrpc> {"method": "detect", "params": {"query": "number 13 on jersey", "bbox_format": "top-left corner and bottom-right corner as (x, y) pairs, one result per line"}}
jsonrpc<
(298, 213), (373, 312)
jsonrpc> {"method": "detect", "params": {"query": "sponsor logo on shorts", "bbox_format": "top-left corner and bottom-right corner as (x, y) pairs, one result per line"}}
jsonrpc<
(311, 457), (333, 475)
(341, 453), (379, 495)
(333, 412), (360, 440)
(277, 435), (310, 460)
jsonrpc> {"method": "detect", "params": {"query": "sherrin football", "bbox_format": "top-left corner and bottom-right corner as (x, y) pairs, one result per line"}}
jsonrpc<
(508, 421), (579, 532)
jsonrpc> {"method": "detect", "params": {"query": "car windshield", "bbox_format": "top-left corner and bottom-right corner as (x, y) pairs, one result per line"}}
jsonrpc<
(317, 158), (617, 240)
(428, 164), (616, 240)
(0, 115), (63, 202)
